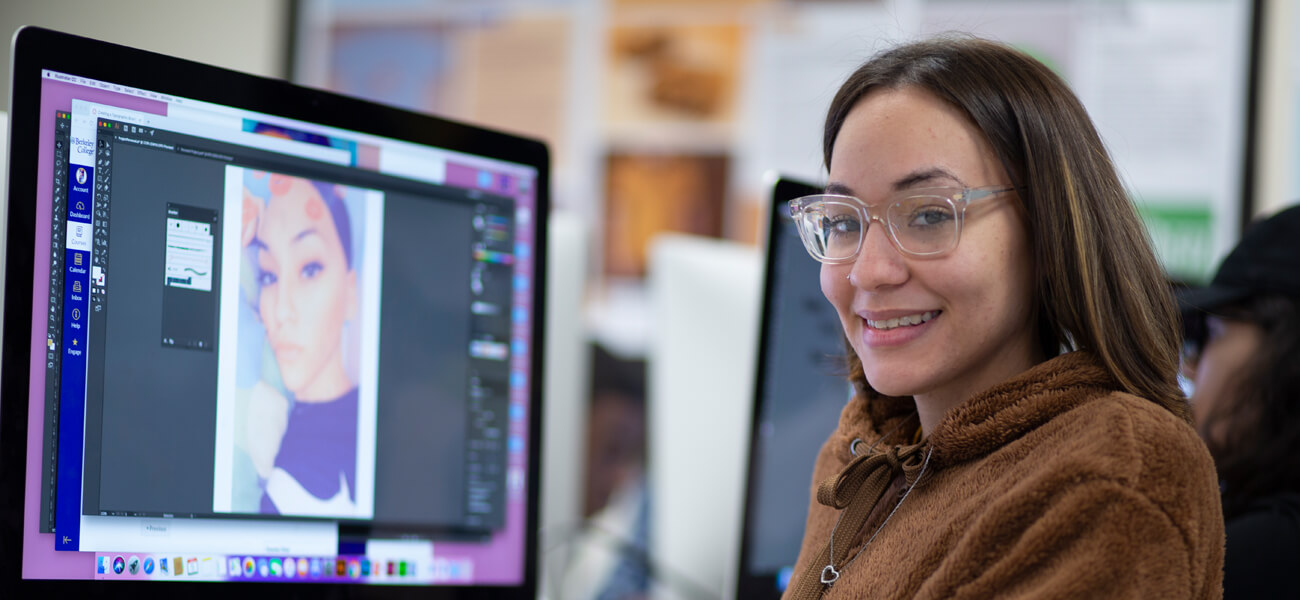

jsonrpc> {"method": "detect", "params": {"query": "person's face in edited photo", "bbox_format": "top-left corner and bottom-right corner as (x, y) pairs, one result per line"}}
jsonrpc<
(255, 176), (357, 402)
(820, 86), (1039, 407)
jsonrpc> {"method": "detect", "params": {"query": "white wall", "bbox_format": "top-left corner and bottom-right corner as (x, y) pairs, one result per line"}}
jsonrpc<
(1254, 0), (1297, 218)
(1, 0), (290, 107)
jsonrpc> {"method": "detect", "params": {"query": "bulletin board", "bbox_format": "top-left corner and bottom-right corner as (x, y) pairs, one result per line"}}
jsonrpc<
(294, 0), (1257, 283)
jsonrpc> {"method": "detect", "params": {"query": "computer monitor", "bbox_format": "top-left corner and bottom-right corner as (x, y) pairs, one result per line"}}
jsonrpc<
(1, 27), (547, 597)
(731, 175), (851, 598)
(647, 233), (761, 599)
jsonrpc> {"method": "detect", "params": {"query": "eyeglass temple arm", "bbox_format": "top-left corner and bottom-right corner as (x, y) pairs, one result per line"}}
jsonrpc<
(962, 185), (1021, 202)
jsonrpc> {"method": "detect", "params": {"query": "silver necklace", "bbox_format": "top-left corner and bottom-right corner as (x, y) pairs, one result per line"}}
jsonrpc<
(821, 445), (934, 586)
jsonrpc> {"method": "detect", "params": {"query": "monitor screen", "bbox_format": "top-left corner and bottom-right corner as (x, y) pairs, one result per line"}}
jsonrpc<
(2, 27), (545, 595)
(733, 176), (851, 598)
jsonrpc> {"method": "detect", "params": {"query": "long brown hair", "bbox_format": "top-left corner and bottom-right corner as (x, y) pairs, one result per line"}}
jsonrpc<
(824, 36), (1188, 421)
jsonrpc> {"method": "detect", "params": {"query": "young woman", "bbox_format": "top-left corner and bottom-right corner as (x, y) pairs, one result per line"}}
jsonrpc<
(783, 37), (1223, 599)
(1181, 204), (1300, 598)
(242, 172), (361, 517)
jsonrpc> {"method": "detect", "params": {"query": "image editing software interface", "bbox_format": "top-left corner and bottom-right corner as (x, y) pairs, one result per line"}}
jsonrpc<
(22, 70), (539, 585)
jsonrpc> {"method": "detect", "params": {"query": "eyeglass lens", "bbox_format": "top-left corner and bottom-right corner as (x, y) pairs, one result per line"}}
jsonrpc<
(804, 195), (959, 259)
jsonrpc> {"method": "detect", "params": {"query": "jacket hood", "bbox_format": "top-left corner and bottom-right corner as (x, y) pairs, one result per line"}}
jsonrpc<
(830, 352), (1121, 470)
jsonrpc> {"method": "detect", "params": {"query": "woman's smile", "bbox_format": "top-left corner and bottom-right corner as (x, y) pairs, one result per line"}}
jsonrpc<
(858, 309), (941, 348)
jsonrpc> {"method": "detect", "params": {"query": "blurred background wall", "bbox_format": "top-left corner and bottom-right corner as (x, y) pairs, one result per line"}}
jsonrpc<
(0, 0), (292, 101)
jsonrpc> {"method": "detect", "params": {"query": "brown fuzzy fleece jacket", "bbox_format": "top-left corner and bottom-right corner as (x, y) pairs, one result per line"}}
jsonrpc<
(784, 352), (1224, 599)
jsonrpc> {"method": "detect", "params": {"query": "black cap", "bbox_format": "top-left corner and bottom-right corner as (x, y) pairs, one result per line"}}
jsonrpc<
(1178, 204), (1300, 313)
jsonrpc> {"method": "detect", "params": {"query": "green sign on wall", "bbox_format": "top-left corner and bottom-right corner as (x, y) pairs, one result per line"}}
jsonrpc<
(1137, 201), (1214, 284)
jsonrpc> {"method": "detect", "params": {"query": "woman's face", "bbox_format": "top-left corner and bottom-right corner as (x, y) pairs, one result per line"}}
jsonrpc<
(1187, 315), (1263, 445)
(821, 86), (1040, 406)
(256, 176), (357, 399)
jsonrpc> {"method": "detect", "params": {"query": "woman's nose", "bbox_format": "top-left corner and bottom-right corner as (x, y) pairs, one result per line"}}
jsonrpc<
(848, 222), (909, 290)
(274, 278), (296, 325)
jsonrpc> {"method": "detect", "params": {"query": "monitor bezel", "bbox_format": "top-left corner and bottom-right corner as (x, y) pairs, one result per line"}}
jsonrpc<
(1, 26), (548, 598)
(731, 175), (822, 600)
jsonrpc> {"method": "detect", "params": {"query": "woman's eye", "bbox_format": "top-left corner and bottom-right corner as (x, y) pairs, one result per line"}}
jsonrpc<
(257, 270), (278, 286)
(301, 261), (324, 279)
(824, 215), (861, 237)
(908, 207), (953, 228)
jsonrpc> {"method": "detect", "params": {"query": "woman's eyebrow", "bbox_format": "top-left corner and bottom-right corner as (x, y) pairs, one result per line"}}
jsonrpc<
(292, 229), (321, 244)
(824, 182), (855, 196)
(824, 168), (966, 197)
(892, 167), (964, 191)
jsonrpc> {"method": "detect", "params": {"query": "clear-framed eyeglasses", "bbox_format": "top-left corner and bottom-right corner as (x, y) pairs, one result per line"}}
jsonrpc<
(787, 185), (1018, 263)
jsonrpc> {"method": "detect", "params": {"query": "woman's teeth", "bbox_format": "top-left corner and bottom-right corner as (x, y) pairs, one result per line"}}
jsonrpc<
(867, 311), (937, 330)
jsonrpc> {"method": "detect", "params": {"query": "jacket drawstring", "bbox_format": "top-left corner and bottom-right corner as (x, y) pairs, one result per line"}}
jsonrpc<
(786, 443), (930, 600)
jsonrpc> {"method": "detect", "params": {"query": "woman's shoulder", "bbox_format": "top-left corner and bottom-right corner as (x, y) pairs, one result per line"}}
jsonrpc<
(1064, 391), (1208, 465)
(1033, 390), (1220, 519)
(1042, 391), (1209, 471)
(986, 390), (1223, 581)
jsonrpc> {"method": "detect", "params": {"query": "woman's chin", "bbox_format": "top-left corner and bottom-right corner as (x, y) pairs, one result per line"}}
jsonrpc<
(284, 370), (356, 402)
(863, 371), (927, 398)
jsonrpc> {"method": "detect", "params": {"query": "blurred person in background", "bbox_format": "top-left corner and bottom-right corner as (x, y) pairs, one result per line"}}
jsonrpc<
(1180, 204), (1300, 599)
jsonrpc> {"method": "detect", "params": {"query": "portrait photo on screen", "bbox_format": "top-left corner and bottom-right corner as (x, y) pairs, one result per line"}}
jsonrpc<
(212, 167), (385, 520)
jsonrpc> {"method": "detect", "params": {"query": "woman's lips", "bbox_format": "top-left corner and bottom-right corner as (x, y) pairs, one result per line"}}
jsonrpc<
(272, 343), (304, 363)
(860, 310), (941, 348)
(866, 310), (938, 330)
